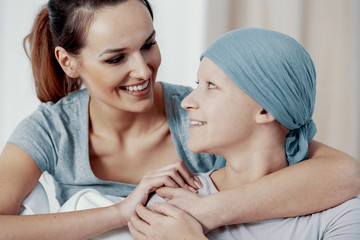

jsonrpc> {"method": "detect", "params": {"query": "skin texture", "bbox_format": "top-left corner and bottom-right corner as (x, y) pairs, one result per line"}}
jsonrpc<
(129, 58), (360, 239)
(1, 0), (360, 239)
(129, 203), (208, 240)
(0, 1), (199, 239)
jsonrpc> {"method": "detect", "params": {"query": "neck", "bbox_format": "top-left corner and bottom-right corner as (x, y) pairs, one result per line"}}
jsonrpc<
(89, 82), (166, 141)
(210, 125), (288, 191)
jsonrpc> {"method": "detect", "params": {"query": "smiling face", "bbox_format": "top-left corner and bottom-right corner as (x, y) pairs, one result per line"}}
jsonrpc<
(181, 57), (263, 156)
(74, 0), (161, 114)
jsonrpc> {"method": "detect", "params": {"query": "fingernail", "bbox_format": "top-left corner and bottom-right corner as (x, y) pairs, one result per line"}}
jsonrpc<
(189, 186), (197, 193)
(194, 177), (202, 188)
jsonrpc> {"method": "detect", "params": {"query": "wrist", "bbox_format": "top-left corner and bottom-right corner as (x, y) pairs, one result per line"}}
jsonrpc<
(198, 192), (234, 232)
(108, 202), (129, 228)
(187, 195), (218, 233)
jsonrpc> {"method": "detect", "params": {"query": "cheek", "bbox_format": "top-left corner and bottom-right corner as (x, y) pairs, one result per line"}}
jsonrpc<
(213, 105), (251, 135)
(81, 63), (123, 90)
(148, 46), (161, 71)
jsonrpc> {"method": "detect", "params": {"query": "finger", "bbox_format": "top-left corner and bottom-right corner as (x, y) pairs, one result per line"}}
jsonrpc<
(146, 170), (184, 187)
(155, 186), (181, 199)
(151, 202), (184, 218)
(148, 169), (194, 191)
(139, 175), (179, 195)
(149, 161), (201, 190)
(130, 209), (151, 230)
(135, 203), (166, 224)
(128, 221), (147, 240)
(174, 161), (202, 189)
(160, 175), (183, 190)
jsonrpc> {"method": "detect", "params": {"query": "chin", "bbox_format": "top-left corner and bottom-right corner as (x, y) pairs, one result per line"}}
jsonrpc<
(129, 93), (155, 111)
(132, 101), (154, 113)
(188, 142), (207, 154)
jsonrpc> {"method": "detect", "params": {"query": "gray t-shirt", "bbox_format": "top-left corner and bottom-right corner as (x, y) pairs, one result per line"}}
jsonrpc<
(192, 171), (360, 240)
(9, 82), (225, 205)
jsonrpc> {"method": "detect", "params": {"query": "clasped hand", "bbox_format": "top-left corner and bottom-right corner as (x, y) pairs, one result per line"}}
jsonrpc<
(119, 161), (202, 222)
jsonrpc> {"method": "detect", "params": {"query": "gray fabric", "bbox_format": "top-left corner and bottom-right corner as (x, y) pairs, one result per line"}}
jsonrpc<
(8, 82), (225, 205)
(194, 171), (360, 240)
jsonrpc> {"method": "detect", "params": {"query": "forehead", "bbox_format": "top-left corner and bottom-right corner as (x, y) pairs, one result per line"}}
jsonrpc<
(198, 57), (232, 84)
(84, 0), (154, 53)
(199, 57), (254, 99)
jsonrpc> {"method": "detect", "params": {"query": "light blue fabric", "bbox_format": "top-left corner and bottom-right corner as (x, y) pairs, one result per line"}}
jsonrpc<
(201, 28), (317, 165)
(8, 82), (225, 205)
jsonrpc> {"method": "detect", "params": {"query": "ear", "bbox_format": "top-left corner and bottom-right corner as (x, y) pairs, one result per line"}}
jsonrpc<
(256, 109), (275, 124)
(54, 46), (80, 78)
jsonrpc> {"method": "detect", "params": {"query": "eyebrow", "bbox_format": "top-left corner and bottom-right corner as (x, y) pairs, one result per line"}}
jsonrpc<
(98, 30), (156, 58)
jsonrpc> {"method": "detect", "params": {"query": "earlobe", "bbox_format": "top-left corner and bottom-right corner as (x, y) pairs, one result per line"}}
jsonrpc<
(256, 109), (275, 124)
(54, 46), (80, 78)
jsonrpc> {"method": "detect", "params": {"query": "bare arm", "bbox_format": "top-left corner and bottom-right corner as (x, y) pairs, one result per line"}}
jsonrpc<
(0, 143), (128, 240)
(0, 143), (200, 239)
(157, 140), (360, 232)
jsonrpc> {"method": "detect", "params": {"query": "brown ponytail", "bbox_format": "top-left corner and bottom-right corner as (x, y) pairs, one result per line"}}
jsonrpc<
(23, 5), (82, 103)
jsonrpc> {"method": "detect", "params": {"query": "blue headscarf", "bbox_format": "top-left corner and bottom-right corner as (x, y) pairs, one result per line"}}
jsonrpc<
(201, 28), (317, 165)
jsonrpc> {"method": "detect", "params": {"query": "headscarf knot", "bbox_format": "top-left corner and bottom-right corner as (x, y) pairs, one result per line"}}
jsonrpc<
(286, 119), (317, 165)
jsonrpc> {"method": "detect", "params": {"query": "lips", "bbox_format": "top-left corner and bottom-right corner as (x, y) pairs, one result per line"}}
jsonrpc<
(189, 119), (207, 126)
(119, 79), (150, 92)
(118, 79), (153, 97)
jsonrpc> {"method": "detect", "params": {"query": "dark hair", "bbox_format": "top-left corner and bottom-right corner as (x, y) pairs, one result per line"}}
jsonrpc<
(23, 0), (153, 103)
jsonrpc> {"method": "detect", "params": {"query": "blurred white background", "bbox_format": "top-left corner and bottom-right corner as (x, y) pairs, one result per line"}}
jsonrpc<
(1, 0), (359, 160)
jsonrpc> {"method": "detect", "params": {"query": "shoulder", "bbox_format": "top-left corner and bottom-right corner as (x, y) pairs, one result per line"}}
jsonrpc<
(21, 89), (89, 128)
(327, 197), (360, 215)
(160, 81), (193, 100)
(39, 89), (89, 118)
(326, 197), (360, 225)
(321, 197), (360, 238)
(8, 89), (89, 169)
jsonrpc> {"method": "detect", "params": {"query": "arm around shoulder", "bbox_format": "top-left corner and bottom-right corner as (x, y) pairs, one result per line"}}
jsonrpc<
(217, 140), (360, 226)
(218, 140), (360, 225)
(160, 140), (360, 232)
(307, 140), (360, 198)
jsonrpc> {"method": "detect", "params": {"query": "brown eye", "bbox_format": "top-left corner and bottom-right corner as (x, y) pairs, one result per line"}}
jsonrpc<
(141, 41), (156, 51)
(105, 55), (125, 64)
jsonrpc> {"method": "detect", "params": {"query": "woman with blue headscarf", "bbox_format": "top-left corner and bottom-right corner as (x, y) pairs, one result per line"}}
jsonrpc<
(129, 28), (360, 239)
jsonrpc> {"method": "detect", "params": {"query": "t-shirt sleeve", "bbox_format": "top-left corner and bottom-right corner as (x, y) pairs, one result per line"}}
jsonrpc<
(8, 105), (57, 175)
(323, 198), (360, 240)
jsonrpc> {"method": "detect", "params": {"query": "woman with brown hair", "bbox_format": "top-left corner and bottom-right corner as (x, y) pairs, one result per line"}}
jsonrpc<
(0, 0), (359, 239)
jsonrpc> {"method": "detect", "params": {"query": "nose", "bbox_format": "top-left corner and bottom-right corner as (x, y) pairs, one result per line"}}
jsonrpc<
(129, 53), (152, 80)
(181, 89), (199, 111)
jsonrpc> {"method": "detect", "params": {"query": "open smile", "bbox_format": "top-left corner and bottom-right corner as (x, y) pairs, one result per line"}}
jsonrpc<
(119, 79), (152, 97)
(119, 79), (150, 92)
(189, 119), (207, 126)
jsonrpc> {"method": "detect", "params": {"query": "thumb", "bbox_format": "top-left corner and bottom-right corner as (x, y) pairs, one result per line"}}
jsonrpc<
(152, 202), (182, 218)
(155, 187), (179, 199)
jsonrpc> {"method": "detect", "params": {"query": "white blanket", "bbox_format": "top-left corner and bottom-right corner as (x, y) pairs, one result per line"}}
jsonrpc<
(20, 178), (132, 240)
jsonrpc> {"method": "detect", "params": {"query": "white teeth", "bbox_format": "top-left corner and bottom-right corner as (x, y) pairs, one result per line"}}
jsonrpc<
(190, 120), (206, 126)
(124, 80), (149, 92)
